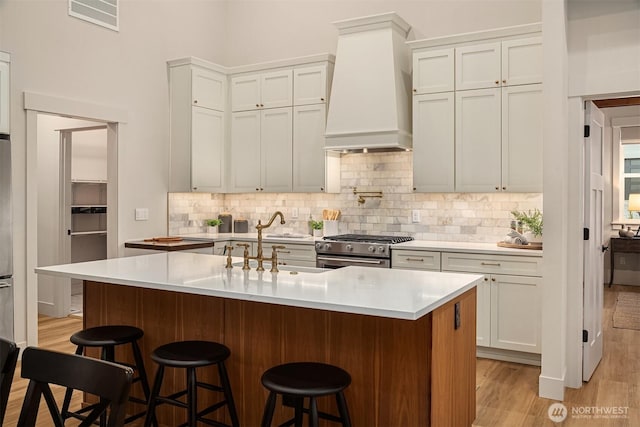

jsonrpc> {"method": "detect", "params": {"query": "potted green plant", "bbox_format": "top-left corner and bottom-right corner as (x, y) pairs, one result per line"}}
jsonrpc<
(510, 209), (543, 244)
(205, 218), (223, 235)
(310, 220), (323, 238)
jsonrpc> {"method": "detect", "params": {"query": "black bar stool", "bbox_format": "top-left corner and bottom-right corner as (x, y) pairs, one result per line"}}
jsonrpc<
(61, 325), (152, 426)
(143, 340), (240, 427)
(260, 362), (352, 427)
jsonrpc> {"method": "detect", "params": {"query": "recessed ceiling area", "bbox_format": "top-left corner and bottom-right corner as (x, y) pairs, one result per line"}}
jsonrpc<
(593, 96), (640, 109)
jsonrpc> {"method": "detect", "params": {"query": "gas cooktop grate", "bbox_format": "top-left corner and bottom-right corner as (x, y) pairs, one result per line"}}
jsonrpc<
(323, 234), (414, 244)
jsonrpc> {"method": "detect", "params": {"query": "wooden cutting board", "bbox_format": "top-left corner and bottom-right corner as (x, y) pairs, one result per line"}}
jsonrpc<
(497, 241), (542, 250)
(143, 237), (183, 243)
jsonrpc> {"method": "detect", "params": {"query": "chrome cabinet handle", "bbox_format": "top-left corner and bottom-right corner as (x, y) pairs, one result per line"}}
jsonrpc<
(406, 257), (424, 262)
(316, 256), (383, 265)
(481, 262), (501, 266)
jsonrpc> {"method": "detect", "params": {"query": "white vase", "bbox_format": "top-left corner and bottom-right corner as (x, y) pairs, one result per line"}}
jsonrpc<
(524, 232), (542, 245)
(207, 226), (219, 235)
(313, 229), (323, 238)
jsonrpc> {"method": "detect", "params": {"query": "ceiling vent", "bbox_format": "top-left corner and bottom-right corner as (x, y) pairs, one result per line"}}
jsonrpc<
(69, 0), (119, 32)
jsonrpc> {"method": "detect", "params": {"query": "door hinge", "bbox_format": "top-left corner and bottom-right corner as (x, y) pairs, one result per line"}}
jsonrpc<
(584, 125), (590, 138)
(583, 329), (588, 343)
(584, 228), (590, 240)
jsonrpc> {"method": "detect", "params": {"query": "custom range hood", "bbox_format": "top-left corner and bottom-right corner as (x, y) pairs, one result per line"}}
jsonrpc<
(325, 12), (413, 152)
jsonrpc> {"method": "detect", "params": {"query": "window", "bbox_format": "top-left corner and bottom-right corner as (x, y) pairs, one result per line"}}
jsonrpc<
(613, 121), (640, 225)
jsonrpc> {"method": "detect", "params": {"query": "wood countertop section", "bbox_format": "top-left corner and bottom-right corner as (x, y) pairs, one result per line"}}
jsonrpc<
(124, 239), (214, 251)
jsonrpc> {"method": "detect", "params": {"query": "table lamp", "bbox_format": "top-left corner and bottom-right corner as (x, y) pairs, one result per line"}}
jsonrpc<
(629, 193), (640, 236)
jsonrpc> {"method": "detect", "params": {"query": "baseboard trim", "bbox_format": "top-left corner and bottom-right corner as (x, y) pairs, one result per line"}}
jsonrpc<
(477, 347), (541, 366)
(539, 369), (566, 400)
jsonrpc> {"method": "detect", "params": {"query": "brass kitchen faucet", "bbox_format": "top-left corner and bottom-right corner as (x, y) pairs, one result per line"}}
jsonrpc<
(243, 211), (286, 272)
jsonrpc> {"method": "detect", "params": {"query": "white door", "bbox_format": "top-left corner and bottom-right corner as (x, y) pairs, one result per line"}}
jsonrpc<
(261, 70), (293, 109)
(191, 68), (226, 112)
(476, 275), (491, 347)
(412, 48), (454, 95)
(293, 65), (327, 106)
(230, 111), (261, 192)
(455, 42), (501, 91)
(583, 101), (605, 381)
(231, 74), (261, 112)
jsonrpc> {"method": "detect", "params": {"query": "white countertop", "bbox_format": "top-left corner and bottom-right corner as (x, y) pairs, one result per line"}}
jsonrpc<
(393, 240), (543, 256)
(36, 252), (482, 320)
(176, 233), (543, 256)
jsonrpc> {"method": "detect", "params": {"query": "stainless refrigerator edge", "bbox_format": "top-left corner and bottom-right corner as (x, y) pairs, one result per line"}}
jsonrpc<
(0, 133), (13, 341)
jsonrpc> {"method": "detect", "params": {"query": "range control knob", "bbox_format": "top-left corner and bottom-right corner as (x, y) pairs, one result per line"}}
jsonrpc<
(368, 246), (376, 253)
(346, 244), (353, 251)
(377, 246), (386, 253)
(315, 243), (323, 250)
(324, 243), (332, 251)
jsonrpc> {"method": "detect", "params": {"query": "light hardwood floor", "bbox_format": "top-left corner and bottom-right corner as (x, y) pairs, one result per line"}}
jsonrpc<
(3, 286), (640, 426)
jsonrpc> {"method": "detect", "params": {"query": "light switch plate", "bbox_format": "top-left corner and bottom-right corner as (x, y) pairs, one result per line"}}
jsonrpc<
(135, 208), (149, 221)
(291, 207), (299, 219)
(412, 210), (421, 223)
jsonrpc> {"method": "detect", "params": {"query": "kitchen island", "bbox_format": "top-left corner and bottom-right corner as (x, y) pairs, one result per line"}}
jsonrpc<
(37, 252), (482, 427)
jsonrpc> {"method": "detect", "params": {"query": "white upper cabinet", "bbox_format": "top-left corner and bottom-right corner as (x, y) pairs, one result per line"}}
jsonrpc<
(229, 108), (292, 193)
(501, 37), (543, 87)
(456, 37), (542, 90)
(293, 65), (328, 105)
(168, 59), (227, 193)
(191, 67), (226, 111)
(191, 108), (225, 191)
(501, 84), (543, 192)
(455, 88), (502, 192)
(0, 53), (10, 134)
(455, 42), (501, 91)
(231, 69), (293, 112)
(412, 48), (454, 95)
(413, 92), (455, 192)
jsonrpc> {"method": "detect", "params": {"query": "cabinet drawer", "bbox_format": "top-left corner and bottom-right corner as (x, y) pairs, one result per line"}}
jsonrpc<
(392, 250), (441, 271)
(441, 252), (541, 277)
(271, 243), (316, 264)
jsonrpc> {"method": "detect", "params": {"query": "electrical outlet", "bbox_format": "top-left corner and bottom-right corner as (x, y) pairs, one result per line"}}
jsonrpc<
(412, 210), (421, 223)
(135, 208), (149, 221)
(291, 207), (299, 219)
(620, 256), (626, 265)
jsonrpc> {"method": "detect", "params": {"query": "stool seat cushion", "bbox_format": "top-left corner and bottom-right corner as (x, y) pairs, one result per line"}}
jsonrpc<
(151, 340), (231, 368)
(70, 325), (144, 347)
(261, 362), (351, 397)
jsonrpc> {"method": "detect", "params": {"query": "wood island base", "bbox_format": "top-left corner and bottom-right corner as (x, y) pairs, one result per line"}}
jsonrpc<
(84, 281), (476, 426)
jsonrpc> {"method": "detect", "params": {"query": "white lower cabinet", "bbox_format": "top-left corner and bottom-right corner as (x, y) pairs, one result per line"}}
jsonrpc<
(441, 252), (541, 354)
(392, 248), (542, 359)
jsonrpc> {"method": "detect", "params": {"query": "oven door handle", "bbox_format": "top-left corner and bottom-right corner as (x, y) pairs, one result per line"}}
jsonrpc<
(316, 256), (384, 265)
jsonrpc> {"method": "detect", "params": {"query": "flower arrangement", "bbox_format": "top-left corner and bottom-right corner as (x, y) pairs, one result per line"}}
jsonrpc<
(310, 220), (323, 230)
(205, 219), (223, 227)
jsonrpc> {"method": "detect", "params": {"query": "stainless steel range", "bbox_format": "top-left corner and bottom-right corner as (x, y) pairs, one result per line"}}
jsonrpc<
(315, 234), (414, 269)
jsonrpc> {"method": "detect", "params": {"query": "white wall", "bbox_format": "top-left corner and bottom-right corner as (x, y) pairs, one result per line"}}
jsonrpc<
(567, 0), (640, 97)
(0, 0), (227, 348)
(72, 128), (108, 181)
(226, 0), (541, 65)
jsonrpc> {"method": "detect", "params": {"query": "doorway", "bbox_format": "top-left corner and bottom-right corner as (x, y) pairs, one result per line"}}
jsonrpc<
(24, 92), (124, 347)
(36, 115), (109, 317)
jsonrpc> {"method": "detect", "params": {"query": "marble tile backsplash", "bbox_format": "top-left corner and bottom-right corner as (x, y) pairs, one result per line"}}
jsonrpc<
(168, 152), (542, 243)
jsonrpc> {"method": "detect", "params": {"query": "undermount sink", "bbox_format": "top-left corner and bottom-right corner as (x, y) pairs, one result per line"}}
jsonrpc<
(231, 260), (324, 274)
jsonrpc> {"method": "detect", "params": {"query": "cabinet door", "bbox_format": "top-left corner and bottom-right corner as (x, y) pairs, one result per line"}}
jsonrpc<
(490, 274), (541, 353)
(501, 37), (542, 86)
(455, 88), (501, 192)
(230, 111), (261, 192)
(261, 69), (293, 109)
(455, 42), (501, 91)
(0, 60), (9, 134)
(476, 276), (491, 347)
(231, 74), (261, 112)
(294, 65), (327, 105)
(192, 67), (226, 111)
(501, 84), (543, 192)
(413, 92), (455, 192)
(191, 107), (225, 192)
(293, 104), (326, 192)
(261, 107), (292, 192)
(412, 48), (454, 94)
